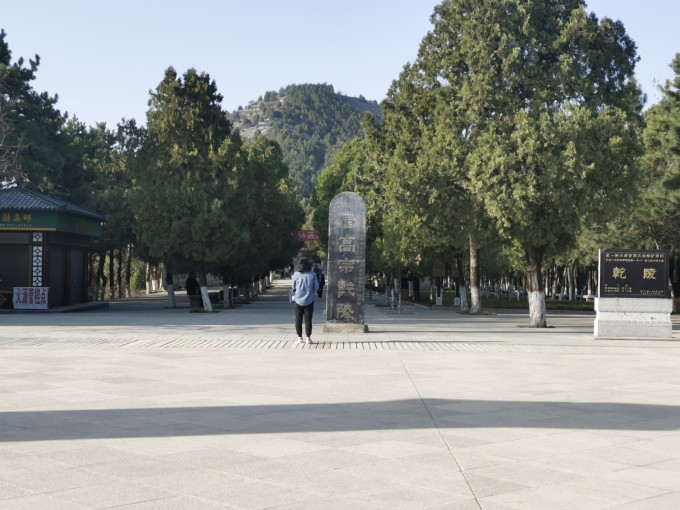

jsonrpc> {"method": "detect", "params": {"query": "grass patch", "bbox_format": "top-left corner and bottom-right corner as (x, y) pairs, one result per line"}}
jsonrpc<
(414, 291), (594, 311)
(481, 295), (594, 311)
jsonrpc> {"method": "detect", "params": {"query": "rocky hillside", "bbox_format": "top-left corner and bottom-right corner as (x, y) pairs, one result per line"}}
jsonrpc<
(229, 83), (382, 198)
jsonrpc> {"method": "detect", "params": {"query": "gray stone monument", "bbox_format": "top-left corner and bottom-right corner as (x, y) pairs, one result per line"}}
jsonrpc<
(594, 249), (673, 339)
(323, 191), (368, 333)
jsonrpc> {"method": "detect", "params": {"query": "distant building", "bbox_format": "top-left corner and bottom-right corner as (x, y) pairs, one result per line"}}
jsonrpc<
(0, 186), (104, 310)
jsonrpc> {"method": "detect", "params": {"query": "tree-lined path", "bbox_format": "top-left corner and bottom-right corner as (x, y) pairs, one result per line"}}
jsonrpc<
(0, 278), (676, 348)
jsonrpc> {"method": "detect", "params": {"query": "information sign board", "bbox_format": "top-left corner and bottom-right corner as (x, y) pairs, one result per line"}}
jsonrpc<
(598, 250), (668, 298)
(13, 287), (49, 309)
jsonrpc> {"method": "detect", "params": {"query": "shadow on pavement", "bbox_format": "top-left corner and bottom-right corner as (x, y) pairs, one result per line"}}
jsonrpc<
(3, 399), (680, 442)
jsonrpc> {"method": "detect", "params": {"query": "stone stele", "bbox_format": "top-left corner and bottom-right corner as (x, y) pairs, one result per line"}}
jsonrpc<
(323, 191), (368, 333)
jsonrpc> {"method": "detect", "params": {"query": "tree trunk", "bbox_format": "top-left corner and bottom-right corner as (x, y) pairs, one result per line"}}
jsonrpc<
(456, 257), (464, 300)
(95, 251), (106, 301)
(552, 265), (560, 300)
(394, 274), (402, 311)
(460, 281), (469, 310)
(165, 267), (176, 308)
(108, 249), (115, 300)
(240, 284), (250, 302)
(87, 252), (95, 300)
(525, 247), (547, 328)
(469, 233), (481, 313)
(145, 262), (151, 295)
(125, 245), (132, 297)
(197, 271), (213, 312)
(564, 265), (571, 301)
(116, 249), (123, 299)
(669, 277), (676, 314)
(672, 257), (678, 314)
(586, 268), (596, 299)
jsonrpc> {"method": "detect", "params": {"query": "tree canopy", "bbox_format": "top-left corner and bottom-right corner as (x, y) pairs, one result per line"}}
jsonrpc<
(130, 67), (303, 283)
(0, 29), (74, 194)
(372, 0), (644, 326)
(627, 53), (680, 252)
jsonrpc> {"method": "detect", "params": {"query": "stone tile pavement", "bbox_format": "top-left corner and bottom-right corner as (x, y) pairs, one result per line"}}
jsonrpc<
(0, 279), (679, 509)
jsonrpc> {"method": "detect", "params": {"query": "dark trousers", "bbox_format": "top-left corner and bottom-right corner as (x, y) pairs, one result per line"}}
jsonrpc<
(295, 302), (315, 337)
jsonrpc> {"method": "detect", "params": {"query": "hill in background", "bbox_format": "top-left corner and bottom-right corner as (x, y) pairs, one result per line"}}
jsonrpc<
(229, 83), (382, 198)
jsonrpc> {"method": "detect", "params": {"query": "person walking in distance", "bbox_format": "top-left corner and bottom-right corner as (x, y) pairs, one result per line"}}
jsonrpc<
(185, 273), (200, 296)
(316, 267), (325, 298)
(292, 258), (319, 344)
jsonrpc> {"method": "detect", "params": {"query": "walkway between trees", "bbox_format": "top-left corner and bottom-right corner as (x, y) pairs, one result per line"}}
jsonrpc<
(2, 277), (676, 348)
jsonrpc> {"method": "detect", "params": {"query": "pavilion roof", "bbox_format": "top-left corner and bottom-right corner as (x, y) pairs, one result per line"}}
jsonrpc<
(0, 186), (105, 221)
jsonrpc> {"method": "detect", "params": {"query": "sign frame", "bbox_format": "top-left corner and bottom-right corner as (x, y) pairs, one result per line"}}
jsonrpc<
(598, 249), (669, 299)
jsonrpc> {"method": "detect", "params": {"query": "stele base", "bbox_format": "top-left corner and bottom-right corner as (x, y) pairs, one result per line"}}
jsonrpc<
(594, 297), (673, 340)
(323, 322), (369, 333)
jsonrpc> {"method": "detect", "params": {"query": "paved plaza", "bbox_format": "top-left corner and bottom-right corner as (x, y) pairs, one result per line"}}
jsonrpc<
(1, 279), (679, 509)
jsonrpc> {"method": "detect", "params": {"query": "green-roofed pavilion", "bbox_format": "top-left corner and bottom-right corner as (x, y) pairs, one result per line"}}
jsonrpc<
(0, 186), (105, 310)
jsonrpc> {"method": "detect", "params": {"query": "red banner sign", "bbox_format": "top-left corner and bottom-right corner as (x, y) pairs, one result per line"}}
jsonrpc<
(296, 229), (319, 242)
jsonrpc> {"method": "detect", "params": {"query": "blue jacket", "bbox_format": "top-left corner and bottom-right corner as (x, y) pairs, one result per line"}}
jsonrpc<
(292, 270), (319, 306)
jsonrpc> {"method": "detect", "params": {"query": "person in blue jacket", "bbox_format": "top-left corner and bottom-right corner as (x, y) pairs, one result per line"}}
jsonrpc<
(291, 257), (320, 344)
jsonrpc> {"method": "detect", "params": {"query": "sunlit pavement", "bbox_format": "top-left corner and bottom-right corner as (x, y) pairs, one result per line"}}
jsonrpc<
(1, 279), (679, 509)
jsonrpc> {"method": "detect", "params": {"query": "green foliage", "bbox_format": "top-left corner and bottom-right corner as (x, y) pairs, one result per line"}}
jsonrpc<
(624, 53), (680, 253)
(309, 119), (394, 272)
(0, 30), (75, 195)
(430, 0), (644, 256)
(378, 62), (477, 271)
(130, 67), (235, 272)
(310, 138), (367, 257)
(479, 295), (594, 312)
(86, 120), (144, 256)
(363, 0), (644, 326)
(217, 135), (304, 284)
(130, 67), (303, 282)
(434, 290), (594, 311)
(129, 258), (147, 292)
(263, 90), (278, 102)
(479, 240), (525, 282)
(234, 83), (382, 198)
(468, 105), (642, 253)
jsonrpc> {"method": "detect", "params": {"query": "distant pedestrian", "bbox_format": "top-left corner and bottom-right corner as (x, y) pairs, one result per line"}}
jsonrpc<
(316, 268), (325, 298)
(185, 273), (200, 296)
(291, 258), (319, 344)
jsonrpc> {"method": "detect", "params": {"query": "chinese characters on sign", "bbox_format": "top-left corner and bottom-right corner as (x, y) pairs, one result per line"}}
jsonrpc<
(326, 192), (366, 328)
(612, 267), (627, 279)
(1, 211), (33, 228)
(338, 236), (356, 253)
(643, 268), (657, 280)
(598, 250), (668, 298)
(295, 230), (320, 242)
(13, 287), (49, 309)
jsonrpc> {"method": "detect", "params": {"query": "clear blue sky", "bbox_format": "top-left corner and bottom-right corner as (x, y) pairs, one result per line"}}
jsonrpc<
(3, 1), (678, 128)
